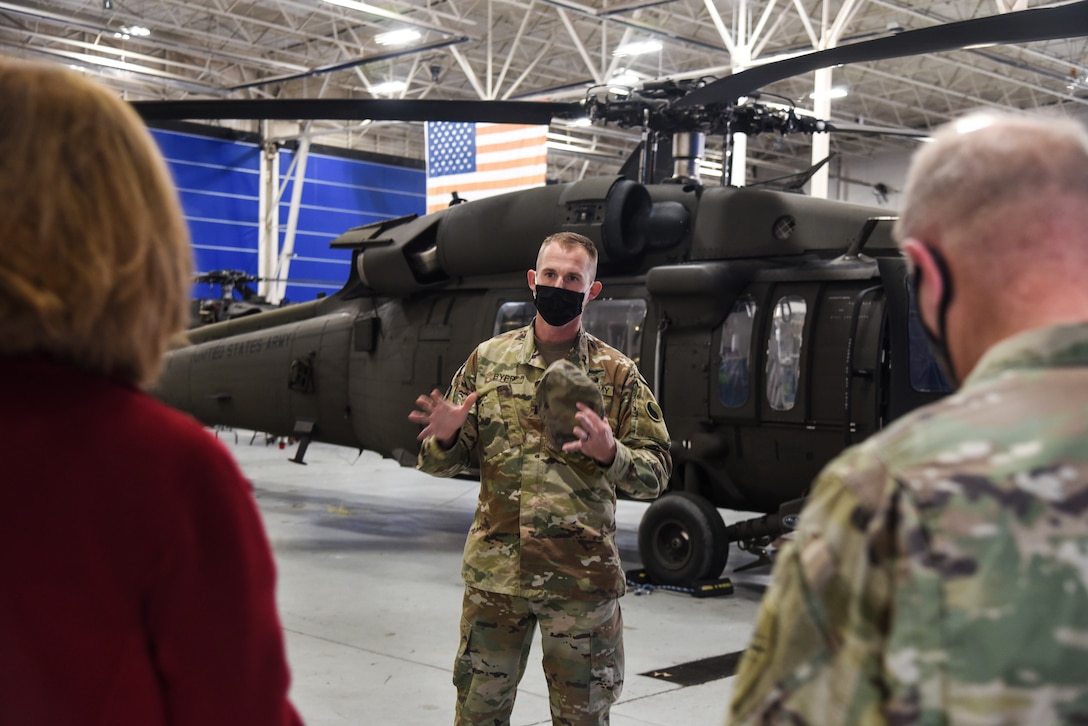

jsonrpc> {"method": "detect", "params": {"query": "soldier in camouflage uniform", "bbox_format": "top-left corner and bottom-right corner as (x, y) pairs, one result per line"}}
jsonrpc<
(410, 231), (672, 726)
(728, 113), (1088, 725)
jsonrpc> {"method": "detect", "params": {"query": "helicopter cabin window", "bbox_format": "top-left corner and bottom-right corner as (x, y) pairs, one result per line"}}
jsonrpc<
(766, 295), (807, 411)
(582, 299), (647, 365)
(718, 295), (756, 408)
(494, 299), (647, 363)
(906, 280), (954, 393)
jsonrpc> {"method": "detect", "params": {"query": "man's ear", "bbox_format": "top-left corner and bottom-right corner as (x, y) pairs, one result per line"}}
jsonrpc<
(903, 238), (944, 329)
(527, 269), (536, 293)
(587, 280), (603, 301)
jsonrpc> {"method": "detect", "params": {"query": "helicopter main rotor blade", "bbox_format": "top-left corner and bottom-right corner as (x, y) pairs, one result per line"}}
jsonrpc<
(825, 121), (931, 139)
(132, 98), (583, 125)
(675, 1), (1088, 109)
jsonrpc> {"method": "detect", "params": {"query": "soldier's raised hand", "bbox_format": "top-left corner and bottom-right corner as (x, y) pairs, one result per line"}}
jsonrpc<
(409, 389), (479, 446)
(562, 402), (617, 465)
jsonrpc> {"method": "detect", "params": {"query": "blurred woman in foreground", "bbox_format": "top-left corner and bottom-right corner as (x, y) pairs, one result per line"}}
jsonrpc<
(0, 60), (303, 725)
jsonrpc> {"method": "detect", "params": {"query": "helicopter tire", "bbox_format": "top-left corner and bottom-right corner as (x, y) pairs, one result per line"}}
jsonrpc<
(637, 491), (729, 587)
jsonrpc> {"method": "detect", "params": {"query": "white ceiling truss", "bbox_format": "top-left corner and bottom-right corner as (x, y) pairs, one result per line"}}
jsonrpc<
(1, 0), (1086, 190)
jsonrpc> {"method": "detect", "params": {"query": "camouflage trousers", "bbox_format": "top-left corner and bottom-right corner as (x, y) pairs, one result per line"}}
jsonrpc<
(453, 586), (624, 726)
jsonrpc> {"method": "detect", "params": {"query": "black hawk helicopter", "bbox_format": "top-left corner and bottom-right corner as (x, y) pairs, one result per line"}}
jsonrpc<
(140, 2), (1088, 586)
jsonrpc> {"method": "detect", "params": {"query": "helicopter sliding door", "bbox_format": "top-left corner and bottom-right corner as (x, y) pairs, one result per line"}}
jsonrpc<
(809, 283), (885, 444)
(731, 282), (819, 512)
(285, 312), (355, 448)
(347, 290), (498, 464)
(878, 257), (953, 419)
(705, 278), (886, 513)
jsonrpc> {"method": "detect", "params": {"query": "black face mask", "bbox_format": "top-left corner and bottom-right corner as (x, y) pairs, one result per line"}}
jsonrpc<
(534, 285), (585, 327)
(912, 246), (958, 386)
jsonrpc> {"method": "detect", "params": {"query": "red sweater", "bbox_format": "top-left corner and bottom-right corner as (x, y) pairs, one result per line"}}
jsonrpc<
(0, 355), (303, 725)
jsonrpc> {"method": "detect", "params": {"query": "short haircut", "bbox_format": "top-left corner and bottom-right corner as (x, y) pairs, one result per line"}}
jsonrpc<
(895, 112), (1088, 250)
(536, 232), (599, 279)
(0, 60), (193, 386)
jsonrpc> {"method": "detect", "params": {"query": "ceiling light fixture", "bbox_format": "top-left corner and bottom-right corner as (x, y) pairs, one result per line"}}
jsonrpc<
(323, 0), (417, 24)
(371, 80), (407, 95)
(375, 28), (421, 46)
(46, 48), (199, 83)
(326, 0), (378, 10)
(809, 86), (848, 100)
(612, 40), (662, 57)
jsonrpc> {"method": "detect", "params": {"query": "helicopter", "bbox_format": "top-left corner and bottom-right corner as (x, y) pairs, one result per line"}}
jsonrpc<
(142, 3), (1087, 587)
(190, 269), (289, 328)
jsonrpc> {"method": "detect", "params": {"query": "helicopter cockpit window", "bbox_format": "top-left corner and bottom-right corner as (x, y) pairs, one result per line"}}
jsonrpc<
(906, 281), (954, 393)
(495, 301), (536, 335)
(718, 295), (756, 408)
(766, 295), (807, 411)
(494, 299), (647, 363)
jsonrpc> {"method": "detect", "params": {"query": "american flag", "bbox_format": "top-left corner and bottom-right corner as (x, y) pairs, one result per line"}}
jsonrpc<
(425, 122), (548, 214)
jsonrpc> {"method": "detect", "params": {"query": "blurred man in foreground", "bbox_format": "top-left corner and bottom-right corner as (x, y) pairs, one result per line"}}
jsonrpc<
(729, 113), (1088, 724)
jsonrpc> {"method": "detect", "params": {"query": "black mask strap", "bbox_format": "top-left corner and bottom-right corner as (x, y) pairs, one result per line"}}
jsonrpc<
(930, 247), (955, 348)
(912, 246), (958, 385)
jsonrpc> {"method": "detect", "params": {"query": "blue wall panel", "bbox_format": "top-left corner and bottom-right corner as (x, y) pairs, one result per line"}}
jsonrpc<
(303, 153), (421, 189)
(153, 131), (261, 170)
(152, 129), (263, 281)
(170, 163), (261, 198)
(178, 188), (261, 223)
(150, 128), (425, 305)
(185, 219), (260, 253)
(276, 147), (424, 301)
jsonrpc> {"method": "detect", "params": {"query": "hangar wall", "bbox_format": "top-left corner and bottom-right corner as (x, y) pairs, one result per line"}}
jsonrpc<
(150, 127), (425, 303)
(838, 148), (912, 210)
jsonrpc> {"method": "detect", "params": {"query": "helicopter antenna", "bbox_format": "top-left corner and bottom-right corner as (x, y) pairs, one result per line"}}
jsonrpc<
(845, 216), (898, 258)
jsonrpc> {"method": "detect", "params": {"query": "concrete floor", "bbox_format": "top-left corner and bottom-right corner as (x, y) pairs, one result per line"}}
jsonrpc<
(219, 430), (772, 726)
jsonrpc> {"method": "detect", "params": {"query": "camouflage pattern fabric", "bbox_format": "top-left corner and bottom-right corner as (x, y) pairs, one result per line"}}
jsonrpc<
(537, 359), (606, 451)
(418, 324), (672, 601)
(729, 322), (1088, 725)
(454, 586), (623, 726)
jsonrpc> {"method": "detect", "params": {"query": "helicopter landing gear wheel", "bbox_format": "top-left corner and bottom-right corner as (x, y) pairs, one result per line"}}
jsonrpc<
(637, 492), (729, 587)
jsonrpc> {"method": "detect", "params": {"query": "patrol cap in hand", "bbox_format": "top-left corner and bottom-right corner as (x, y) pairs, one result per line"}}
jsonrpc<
(536, 359), (605, 451)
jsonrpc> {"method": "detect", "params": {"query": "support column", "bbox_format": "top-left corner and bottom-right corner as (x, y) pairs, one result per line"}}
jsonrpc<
(728, 0), (750, 186)
(257, 123), (280, 300)
(810, 65), (832, 199)
(272, 131), (311, 304)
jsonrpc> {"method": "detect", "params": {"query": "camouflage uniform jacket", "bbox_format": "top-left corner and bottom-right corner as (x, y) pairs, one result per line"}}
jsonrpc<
(729, 322), (1088, 725)
(418, 324), (671, 601)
